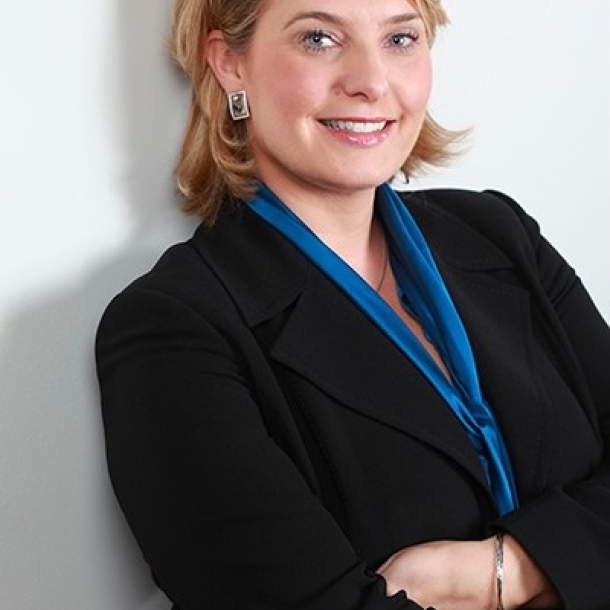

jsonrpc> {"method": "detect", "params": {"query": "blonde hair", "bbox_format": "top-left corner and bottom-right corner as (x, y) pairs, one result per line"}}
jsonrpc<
(171, 0), (462, 224)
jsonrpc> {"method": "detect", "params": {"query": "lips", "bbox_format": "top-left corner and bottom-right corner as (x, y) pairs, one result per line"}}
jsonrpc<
(320, 119), (389, 133)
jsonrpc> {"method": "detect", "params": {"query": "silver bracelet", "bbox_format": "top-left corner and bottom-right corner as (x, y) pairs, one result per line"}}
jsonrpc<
(495, 533), (505, 610)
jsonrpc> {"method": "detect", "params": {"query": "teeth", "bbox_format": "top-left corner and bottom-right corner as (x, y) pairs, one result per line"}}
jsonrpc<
(323, 120), (387, 133)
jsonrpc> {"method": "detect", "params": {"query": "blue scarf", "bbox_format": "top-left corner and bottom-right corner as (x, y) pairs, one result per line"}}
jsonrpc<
(248, 182), (519, 515)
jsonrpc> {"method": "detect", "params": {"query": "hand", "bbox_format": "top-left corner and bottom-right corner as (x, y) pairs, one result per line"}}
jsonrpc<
(376, 535), (561, 610)
(377, 538), (497, 610)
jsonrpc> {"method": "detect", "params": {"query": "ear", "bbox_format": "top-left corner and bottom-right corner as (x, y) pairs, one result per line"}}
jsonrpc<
(206, 30), (245, 94)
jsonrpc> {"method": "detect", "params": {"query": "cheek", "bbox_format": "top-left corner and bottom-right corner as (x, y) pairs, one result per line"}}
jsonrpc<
(249, 54), (325, 117)
(401, 60), (432, 113)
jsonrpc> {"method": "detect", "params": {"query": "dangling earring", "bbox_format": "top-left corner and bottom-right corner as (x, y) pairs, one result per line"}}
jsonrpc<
(228, 90), (250, 121)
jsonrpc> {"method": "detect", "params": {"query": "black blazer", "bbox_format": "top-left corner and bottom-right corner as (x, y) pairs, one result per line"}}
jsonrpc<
(96, 189), (610, 610)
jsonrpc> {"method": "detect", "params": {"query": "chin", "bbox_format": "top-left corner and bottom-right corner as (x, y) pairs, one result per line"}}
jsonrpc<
(325, 167), (400, 192)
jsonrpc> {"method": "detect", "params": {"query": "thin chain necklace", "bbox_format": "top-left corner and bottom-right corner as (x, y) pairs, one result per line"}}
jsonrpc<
(375, 239), (389, 292)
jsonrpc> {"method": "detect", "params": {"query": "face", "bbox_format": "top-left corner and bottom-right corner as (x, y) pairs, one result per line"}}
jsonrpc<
(226, 0), (432, 204)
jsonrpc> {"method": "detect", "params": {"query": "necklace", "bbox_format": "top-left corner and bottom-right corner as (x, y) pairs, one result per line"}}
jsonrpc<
(375, 239), (389, 292)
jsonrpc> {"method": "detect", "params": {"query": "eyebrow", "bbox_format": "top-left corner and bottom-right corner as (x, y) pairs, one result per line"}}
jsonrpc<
(282, 11), (422, 30)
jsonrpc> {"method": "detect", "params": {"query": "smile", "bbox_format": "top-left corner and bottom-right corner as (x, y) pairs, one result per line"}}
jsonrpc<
(321, 119), (389, 133)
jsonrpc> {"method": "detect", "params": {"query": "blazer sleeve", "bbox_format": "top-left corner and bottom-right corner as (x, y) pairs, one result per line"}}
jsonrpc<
(95, 286), (423, 610)
(487, 192), (610, 610)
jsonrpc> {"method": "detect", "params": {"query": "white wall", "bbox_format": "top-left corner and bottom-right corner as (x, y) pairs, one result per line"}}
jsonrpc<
(413, 0), (610, 311)
(1, 1), (608, 609)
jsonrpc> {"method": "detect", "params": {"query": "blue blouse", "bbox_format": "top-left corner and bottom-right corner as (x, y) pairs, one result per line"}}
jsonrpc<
(248, 182), (519, 515)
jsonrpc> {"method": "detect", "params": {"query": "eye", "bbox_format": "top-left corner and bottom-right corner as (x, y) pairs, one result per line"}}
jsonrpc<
(387, 31), (420, 50)
(301, 30), (337, 51)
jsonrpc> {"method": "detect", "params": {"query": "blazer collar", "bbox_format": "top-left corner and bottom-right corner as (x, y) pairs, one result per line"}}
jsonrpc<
(193, 204), (310, 326)
(193, 191), (515, 323)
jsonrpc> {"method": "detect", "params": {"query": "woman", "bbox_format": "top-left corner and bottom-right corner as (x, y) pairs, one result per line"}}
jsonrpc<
(96, 0), (610, 608)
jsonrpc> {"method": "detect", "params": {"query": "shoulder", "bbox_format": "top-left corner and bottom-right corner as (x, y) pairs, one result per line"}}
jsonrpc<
(403, 187), (539, 236)
(96, 210), (244, 341)
(96, 203), (308, 339)
(399, 187), (580, 308)
(399, 187), (544, 263)
(110, 234), (226, 317)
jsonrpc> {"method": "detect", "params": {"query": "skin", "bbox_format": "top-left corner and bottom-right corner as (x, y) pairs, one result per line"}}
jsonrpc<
(377, 536), (561, 609)
(206, 0), (562, 607)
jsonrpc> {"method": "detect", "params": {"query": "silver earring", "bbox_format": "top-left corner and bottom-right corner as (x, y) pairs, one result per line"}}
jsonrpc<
(228, 90), (250, 121)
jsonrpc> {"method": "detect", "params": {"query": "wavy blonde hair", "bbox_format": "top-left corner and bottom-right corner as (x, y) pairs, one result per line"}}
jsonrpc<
(170, 0), (461, 223)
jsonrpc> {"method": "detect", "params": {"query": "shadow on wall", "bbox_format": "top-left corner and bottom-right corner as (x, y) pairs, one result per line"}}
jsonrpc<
(0, 256), (173, 610)
(0, 1), (195, 609)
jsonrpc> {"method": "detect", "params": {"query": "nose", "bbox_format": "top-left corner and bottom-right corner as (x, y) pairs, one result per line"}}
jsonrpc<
(339, 45), (389, 101)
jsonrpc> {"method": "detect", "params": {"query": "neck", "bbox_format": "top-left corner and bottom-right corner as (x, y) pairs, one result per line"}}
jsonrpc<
(262, 182), (385, 287)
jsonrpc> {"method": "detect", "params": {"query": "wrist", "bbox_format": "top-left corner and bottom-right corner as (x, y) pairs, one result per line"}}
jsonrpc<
(500, 534), (560, 609)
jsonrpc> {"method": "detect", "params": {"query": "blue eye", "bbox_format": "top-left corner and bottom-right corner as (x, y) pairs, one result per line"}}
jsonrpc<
(388, 32), (419, 49)
(302, 30), (335, 50)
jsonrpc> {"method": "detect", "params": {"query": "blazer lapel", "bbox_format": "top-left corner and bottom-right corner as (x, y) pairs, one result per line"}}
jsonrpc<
(440, 259), (550, 497)
(194, 205), (492, 497)
(268, 267), (491, 493)
(405, 193), (553, 498)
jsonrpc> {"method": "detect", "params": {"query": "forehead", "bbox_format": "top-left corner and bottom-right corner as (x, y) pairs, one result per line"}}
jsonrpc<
(258, 0), (423, 25)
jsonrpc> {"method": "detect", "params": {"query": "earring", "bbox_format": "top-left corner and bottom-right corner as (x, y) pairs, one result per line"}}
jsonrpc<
(228, 90), (250, 121)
